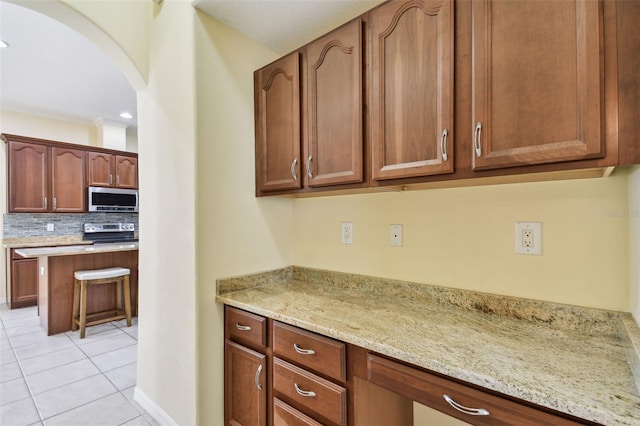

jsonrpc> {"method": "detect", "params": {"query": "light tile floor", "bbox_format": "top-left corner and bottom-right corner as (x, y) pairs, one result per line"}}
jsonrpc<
(0, 304), (158, 426)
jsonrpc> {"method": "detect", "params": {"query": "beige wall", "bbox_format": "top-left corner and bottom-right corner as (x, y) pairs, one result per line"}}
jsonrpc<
(293, 173), (630, 311)
(135, 1), (197, 424)
(630, 166), (640, 321)
(194, 11), (293, 425)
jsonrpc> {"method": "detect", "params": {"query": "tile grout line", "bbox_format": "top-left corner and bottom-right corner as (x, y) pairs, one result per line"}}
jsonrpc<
(0, 313), (46, 424)
(2, 308), (143, 425)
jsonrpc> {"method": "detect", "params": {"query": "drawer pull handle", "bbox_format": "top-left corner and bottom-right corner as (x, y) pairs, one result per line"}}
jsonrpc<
(255, 364), (263, 390)
(443, 394), (489, 416)
(235, 323), (251, 331)
(294, 383), (316, 397)
(293, 343), (315, 355)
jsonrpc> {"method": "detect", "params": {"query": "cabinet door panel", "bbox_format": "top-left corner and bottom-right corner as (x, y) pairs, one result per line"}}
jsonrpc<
(256, 53), (301, 193)
(87, 152), (114, 187)
(225, 340), (267, 426)
(307, 19), (363, 187)
(11, 258), (38, 308)
(51, 147), (85, 212)
(371, 0), (454, 180)
(115, 155), (138, 189)
(8, 141), (49, 212)
(472, 0), (604, 170)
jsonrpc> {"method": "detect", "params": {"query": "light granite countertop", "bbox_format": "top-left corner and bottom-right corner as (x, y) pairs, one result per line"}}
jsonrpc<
(216, 267), (640, 426)
(14, 242), (138, 258)
(3, 236), (92, 248)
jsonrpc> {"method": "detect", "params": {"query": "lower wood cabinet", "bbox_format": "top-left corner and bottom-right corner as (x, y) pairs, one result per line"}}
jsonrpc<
(224, 306), (589, 426)
(8, 249), (38, 309)
(224, 340), (267, 426)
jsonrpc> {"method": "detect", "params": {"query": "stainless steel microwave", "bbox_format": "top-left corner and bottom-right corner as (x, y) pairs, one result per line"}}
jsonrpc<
(88, 186), (139, 213)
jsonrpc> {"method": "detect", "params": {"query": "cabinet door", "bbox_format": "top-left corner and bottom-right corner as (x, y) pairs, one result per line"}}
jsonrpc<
(471, 0), (604, 170)
(225, 340), (267, 426)
(8, 141), (49, 212)
(370, 0), (454, 180)
(51, 147), (86, 212)
(115, 155), (138, 189)
(255, 52), (301, 193)
(306, 19), (363, 187)
(87, 152), (114, 187)
(11, 258), (38, 308)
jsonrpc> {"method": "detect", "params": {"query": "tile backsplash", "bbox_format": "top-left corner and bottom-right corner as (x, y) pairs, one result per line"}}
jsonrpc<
(3, 213), (138, 238)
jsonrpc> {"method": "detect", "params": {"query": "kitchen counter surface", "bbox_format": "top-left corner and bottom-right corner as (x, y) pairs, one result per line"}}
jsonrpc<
(216, 267), (640, 426)
(3, 236), (92, 248)
(15, 242), (138, 258)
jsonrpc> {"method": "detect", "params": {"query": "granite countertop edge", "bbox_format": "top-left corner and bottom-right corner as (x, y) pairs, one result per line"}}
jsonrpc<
(216, 266), (640, 426)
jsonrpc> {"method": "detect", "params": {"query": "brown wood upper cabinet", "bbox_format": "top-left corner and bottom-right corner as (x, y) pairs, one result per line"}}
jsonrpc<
(370, 0), (454, 180)
(471, 0), (604, 170)
(255, 52), (302, 194)
(305, 19), (363, 187)
(8, 140), (85, 213)
(87, 152), (138, 189)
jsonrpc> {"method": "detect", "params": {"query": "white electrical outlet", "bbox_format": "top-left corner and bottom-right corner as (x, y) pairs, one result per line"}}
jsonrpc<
(515, 222), (542, 255)
(341, 222), (353, 244)
(390, 224), (403, 247)
(46, 223), (54, 232)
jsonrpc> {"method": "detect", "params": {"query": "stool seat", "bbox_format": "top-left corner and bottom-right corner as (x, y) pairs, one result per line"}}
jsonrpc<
(74, 267), (130, 281)
(72, 267), (132, 338)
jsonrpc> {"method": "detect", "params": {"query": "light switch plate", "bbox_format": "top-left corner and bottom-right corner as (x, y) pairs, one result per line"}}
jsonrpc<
(515, 222), (542, 255)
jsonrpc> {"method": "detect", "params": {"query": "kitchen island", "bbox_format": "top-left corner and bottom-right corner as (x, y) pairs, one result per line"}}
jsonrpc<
(217, 267), (640, 426)
(16, 242), (139, 335)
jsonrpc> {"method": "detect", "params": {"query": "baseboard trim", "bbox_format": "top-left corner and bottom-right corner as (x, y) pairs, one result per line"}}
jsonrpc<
(133, 386), (178, 426)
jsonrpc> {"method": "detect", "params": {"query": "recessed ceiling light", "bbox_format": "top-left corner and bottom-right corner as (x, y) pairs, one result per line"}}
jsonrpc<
(0, 40), (9, 48)
(119, 112), (133, 119)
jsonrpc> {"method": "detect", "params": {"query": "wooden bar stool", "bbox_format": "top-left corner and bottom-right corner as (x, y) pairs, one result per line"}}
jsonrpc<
(71, 267), (132, 338)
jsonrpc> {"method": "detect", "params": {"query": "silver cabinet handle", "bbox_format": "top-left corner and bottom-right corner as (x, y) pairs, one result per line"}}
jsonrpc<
(109, 174), (113, 185)
(117, 175), (120, 186)
(291, 158), (298, 181)
(235, 323), (251, 331)
(441, 129), (449, 162)
(293, 343), (315, 355)
(474, 122), (482, 157)
(306, 155), (313, 179)
(44, 197), (47, 209)
(53, 198), (57, 210)
(255, 364), (263, 390)
(294, 383), (316, 397)
(443, 394), (489, 416)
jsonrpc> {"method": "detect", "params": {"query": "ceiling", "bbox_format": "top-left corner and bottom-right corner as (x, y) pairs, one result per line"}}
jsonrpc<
(193, 0), (385, 55)
(0, 0), (384, 131)
(0, 1), (137, 129)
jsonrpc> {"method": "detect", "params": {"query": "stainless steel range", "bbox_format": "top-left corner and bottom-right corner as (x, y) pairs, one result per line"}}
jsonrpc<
(83, 223), (137, 244)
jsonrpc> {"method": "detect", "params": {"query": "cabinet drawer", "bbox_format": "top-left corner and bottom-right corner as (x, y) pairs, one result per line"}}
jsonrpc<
(273, 321), (346, 382)
(273, 358), (346, 426)
(367, 354), (584, 426)
(225, 306), (267, 349)
(273, 398), (323, 426)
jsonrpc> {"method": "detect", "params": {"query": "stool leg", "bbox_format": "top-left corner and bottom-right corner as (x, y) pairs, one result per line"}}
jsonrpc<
(116, 278), (123, 316)
(71, 279), (80, 331)
(123, 275), (132, 327)
(79, 280), (88, 339)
